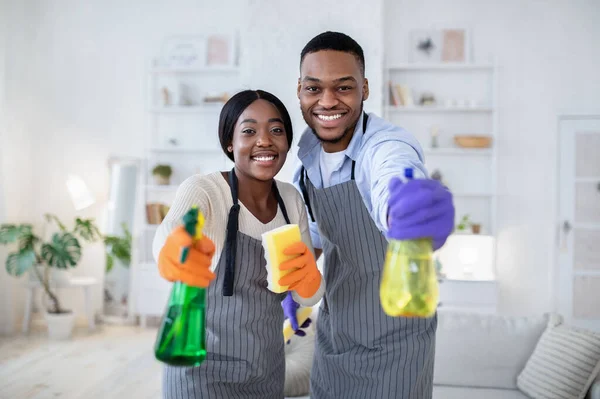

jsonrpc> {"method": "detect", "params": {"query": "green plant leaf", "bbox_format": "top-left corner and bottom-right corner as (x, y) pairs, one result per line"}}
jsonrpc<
(106, 253), (114, 273)
(0, 224), (33, 244)
(44, 214), (67, 231)
(74, 218), (102, 242)
(6, 248), (36, 276)
(104, 223), (132, 267)
(41, 232), (82, 269)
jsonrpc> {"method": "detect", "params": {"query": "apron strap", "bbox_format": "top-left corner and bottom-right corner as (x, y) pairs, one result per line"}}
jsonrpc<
(299, 168), (315, 222)
(300, 112), (369, 222)
(223, 168), (291, 296)
(223, 169), (241, 296)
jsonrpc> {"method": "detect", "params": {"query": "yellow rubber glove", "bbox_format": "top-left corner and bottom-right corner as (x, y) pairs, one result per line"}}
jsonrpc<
(278, 242), (322, 298)
(158, 226), (216, 288)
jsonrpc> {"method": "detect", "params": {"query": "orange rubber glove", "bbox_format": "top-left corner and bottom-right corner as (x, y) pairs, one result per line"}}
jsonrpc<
(278, 242), (322, 298)
(158, 226), (217, 288)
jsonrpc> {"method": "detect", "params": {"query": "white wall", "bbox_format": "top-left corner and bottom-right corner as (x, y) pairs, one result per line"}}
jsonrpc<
(3, 0), (384, 327)
(0, 0), (13, 335)
(385, 0), (600, 315)
(1, 0), (38, 334)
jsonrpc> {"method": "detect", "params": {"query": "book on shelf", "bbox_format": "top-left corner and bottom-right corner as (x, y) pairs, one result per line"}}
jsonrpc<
(146, 202), (170, 225)
(388, 82), (414, 106)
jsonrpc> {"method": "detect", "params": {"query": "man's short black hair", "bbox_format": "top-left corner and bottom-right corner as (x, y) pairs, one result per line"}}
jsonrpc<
(300, 31), (365, 76)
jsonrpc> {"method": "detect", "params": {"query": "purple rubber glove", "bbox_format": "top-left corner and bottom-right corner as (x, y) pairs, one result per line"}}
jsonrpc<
(387, 178), (455, 250)
(282, 292), (312, 341)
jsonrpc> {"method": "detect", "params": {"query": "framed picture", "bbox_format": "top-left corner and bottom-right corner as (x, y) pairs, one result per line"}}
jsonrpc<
(206, 33), (237, 67)
(159, 36), (207, 68)
(409, 29), (442, 63)
(409, 27), (471, 63)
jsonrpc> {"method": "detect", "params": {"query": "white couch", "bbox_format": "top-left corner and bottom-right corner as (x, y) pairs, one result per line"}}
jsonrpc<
(285, 308), (600, 398)
(433, 309), (600, 399)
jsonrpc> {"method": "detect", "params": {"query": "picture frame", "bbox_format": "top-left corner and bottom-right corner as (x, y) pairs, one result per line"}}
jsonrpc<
(156, 32), (238, 68)
(159, 35), (207, 68)
(206, 33), (237, 67)
(408, 27), (471, 64)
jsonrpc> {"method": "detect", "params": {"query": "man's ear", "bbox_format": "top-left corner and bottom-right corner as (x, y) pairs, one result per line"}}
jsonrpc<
(363, 78), (370, 101)
(297, 78), (302, 98)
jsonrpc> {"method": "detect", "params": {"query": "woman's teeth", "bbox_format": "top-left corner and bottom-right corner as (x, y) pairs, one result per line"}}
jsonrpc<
(317, 114), (343, 121)
(253, 156), (275, 161)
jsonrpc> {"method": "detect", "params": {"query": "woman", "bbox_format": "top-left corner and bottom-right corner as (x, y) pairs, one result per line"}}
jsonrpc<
(153, 89), (324, 398)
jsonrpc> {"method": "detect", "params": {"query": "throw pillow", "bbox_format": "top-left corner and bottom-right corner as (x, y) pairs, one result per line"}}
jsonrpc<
(517, 314), (600, 399)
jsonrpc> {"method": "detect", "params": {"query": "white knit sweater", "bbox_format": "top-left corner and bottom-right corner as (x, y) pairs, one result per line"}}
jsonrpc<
(152, 172), (324, 306)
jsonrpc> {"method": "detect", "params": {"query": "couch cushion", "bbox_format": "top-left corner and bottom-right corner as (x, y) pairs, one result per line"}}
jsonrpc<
(434, 309), (548, 389)
(433, 385), (529, 399)
(517, 314), (600, 399)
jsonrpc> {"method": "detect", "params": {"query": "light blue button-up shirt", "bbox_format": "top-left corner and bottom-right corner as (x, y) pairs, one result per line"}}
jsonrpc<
(292, 112), (427, 249)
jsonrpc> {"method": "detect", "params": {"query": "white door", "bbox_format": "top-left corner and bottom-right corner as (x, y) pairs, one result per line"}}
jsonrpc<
(557, 116), (600, 331)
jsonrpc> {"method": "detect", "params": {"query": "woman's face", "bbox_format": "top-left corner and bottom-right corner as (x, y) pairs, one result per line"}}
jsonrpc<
(229, 99), (289, 182)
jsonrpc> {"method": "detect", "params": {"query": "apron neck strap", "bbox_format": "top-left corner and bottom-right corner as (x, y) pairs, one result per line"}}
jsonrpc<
(300, 112), (369, 222)
(223, 168), (291, 296)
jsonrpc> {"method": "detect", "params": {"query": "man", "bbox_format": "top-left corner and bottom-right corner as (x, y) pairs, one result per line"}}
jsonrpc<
(291, 31), (454, 398)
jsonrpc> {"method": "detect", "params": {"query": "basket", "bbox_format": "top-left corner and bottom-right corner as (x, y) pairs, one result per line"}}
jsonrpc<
(454, 135), (493, 148)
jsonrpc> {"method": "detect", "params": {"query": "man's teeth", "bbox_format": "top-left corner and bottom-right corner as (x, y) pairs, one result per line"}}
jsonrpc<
(318, 114), (343, 121)
(253, 156), (275, 161)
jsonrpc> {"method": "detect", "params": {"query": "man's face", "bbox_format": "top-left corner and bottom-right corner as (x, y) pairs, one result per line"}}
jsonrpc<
(297, 50), (369, 151)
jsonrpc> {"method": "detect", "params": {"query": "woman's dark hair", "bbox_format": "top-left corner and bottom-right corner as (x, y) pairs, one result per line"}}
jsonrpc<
(218, 90), (294, 161)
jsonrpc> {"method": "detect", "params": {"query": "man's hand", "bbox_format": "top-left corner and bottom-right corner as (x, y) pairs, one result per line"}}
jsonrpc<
(281, 292), (312, 343)
(387, 178), (455, 250)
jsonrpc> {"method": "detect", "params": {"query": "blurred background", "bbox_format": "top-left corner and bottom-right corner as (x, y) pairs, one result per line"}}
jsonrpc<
(0, 1), (599, 398)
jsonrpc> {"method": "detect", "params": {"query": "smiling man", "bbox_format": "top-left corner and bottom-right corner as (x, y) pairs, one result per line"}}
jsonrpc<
(291, 32), (455, 398)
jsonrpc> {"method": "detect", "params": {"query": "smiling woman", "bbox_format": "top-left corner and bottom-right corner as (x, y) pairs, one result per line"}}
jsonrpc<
(152, 89), (325, 398)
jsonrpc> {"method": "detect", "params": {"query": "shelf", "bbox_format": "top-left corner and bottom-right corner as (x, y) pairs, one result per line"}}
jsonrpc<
(145, 184), (179, 192)
(424, 148), (492, 156)
(574, 223), (600, 230)
(574, 271), (600, 277)
(151, 66), (240, 74)
(452, 192), (494, 198)
(386, 63), (494, 71)
(575, 177), (600, 183)
(387, 106), (493, 113)
(149, 147), (221, 153)
(150, 105), (223, 114)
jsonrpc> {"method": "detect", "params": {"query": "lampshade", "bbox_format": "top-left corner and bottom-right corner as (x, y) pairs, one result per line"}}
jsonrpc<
(435, 234), (495, 280)
(66, 174), (96, 211)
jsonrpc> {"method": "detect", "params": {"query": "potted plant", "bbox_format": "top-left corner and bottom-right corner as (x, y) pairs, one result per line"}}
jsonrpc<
(0, 214), (103, 339)
(104, 223), (132, 273)
(455, 214), (481, 234)
(152, 164), (172, 185)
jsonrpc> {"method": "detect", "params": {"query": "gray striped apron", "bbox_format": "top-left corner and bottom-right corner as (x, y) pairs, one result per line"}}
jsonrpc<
(300, 117), (437, 398)
(164, 170), (289, 398)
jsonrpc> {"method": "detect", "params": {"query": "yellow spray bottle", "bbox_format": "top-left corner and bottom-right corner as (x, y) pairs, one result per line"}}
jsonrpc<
(380, 168), (439, 317)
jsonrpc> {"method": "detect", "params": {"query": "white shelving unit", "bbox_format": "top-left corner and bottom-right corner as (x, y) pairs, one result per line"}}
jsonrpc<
(132, 61), (238, 326)
(384, 61), (498, 236)
(384, 61), (499, 311)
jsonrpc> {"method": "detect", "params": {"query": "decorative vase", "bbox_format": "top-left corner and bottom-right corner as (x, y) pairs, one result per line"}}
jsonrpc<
(153, 175), (170, 186)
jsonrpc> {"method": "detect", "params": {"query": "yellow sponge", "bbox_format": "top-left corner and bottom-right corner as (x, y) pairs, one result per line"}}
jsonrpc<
(262, 224), (302, 293)
(283, 306), (313, 342)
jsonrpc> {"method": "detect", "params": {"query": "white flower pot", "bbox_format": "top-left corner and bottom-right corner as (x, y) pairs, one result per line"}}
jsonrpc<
(153, 175), (170, 185)
(45, 311), (75, 340)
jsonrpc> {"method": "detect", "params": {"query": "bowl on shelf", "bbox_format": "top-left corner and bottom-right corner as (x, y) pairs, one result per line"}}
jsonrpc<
(453, 135), (493, 148)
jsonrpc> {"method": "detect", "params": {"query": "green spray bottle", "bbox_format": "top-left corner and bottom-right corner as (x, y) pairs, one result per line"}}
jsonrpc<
(154, 206), (208, 366)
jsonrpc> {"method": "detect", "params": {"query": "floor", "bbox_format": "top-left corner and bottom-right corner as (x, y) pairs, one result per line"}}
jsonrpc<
(0, 324), (163, 399)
